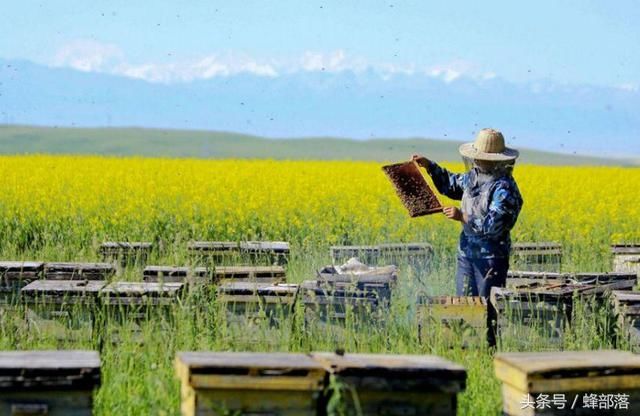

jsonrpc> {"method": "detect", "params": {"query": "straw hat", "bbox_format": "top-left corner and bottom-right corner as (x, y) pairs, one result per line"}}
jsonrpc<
(459, 128), (519, 161)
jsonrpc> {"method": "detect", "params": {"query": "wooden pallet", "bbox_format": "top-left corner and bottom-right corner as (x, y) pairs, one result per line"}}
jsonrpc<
(99, 241), (152, 267)
(511, 242), (563, 273)
(495, 350), (640, 416)
(417, 296), (487, 344)
(0, 350), (100, 415)
(21, 280), (107, 342)
(611, 290), (640, 349)
(311, 352), (466, 416)
(43, 262), (115, 280)
(611, 244), (640, 274)
(175, 352), (325, 416)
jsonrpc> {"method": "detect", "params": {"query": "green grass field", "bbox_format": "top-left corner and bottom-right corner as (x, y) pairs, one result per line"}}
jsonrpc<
(0, 124), (633, 165)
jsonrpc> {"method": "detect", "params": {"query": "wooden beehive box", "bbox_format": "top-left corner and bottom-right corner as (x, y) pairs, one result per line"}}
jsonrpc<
(417, 296), (487, 344)
(216, 282), (298, 324)
(44, 262), (115, 280)
(490, 286), (572, 345)
(0, 350), (101, 416)
(378, 242), (434, 269)
(506, 271), (570, 288)
(611, 291), (640, 349)
(495, 350), (640, 416)
(100, 281), (184, 320)
(98, 241), (152, 268)
(330, 245), (381, 265)
(21, 280), (107, 341)
(314, 270), (396, 306)
(311, 352), (466, 416)
(213, 265), (286, 284)
(240, 241), (290, 266)
(175, 352), (325, 416)
(0, 261), (43, 302)
(301, 279), (382, 325)
(187, 241), (241, 265)
(142, 266), (210, 284)
(611, 244), (640, 274)
(512, 242), (563, 273)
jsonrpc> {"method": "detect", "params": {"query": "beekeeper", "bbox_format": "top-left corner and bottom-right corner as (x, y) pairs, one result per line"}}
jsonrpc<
(412, 128), (523, 347)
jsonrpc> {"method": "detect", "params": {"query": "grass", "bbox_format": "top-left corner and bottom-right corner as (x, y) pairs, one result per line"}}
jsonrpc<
(0, 242), (632, 415)
(0, 124), (634, 165)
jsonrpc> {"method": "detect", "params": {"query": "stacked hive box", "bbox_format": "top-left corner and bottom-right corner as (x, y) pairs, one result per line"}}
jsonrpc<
(0, 350), (101, 415)
(511, 242), (562, 273)
(0, 261), (43, 304)
(417, 296), (487, 345)
(611, 291), (640, 349)
(312, 352), (467, 416)
(611, 244), (640, 275)
(143, 266), (209, 284)
(495, 350), (640, 416)
(492, 273), (636, 346)
(21, 280), (107, 342)
(188, 241), (290, 266)
(99, 241), (152, 268)
(43, 262), (115, 280)
(175, 352), (325, 416)
(330, 243), (433, 268)
(175, 351), (467, 416)
(213, 266), (286, 284)
(216, 282), (299, 324)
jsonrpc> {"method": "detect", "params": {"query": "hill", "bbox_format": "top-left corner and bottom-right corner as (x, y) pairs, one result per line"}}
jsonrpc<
(0, 125), (633, 165)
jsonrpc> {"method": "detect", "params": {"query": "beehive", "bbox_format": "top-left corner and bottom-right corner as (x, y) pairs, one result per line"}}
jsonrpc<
(175, 352), (325, 416)
(0, 261), (43, 303)
(611, 244), (640, 274)
(239, 241), (290, 266)
(99, 241), (152, 268)
(495, 350), (640, 416)
(506, 271), (570, 288)
(417, 296), (487, 344)
(314, 271), (396, 305)
(378, 242), (434, 269)
(213, 266), (286, 284)
(611, 291), (640, 349)
(21, 280), (107, 341)
(490, 286), (572, 345)
(100, 281), (184, 321)
(216, 282), (298, 324)
(311, 352), (466, 416)
(142, 266), (210, 284)
(187, 241), (241, 265)
(301, 279), (381, 325)
(330, 245), (380, 265)
(0, 350), (100, 415)
(511, 242), (563, 273)
(43, 262), (115, 280)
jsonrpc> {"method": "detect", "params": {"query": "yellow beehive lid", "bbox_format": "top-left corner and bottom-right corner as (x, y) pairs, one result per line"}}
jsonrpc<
(495, 350), (640, 393)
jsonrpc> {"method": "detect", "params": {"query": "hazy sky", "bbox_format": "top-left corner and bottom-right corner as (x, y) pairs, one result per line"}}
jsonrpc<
(2, 1), (638, 88)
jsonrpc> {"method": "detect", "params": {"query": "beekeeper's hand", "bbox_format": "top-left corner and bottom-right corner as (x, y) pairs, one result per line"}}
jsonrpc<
(411, 154), (430, 168)
(443, 206), (465, 223)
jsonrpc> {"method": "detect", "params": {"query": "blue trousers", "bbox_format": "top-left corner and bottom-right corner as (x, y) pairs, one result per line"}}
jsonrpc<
(455, 255), (509, 347)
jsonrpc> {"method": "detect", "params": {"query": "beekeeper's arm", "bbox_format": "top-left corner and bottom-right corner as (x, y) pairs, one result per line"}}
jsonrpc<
(412, 155), (466, 200)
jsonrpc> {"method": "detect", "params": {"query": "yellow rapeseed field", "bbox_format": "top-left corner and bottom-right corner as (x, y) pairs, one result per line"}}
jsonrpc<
(0, 155), (638, 264)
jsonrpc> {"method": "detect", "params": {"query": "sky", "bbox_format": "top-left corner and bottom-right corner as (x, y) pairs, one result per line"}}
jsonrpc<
(1, 0), (638, 88)
(0, 1), (638, 157)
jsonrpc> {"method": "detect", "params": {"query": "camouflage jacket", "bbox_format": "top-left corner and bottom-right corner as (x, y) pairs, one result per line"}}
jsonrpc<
(427, 161), (523, 259)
